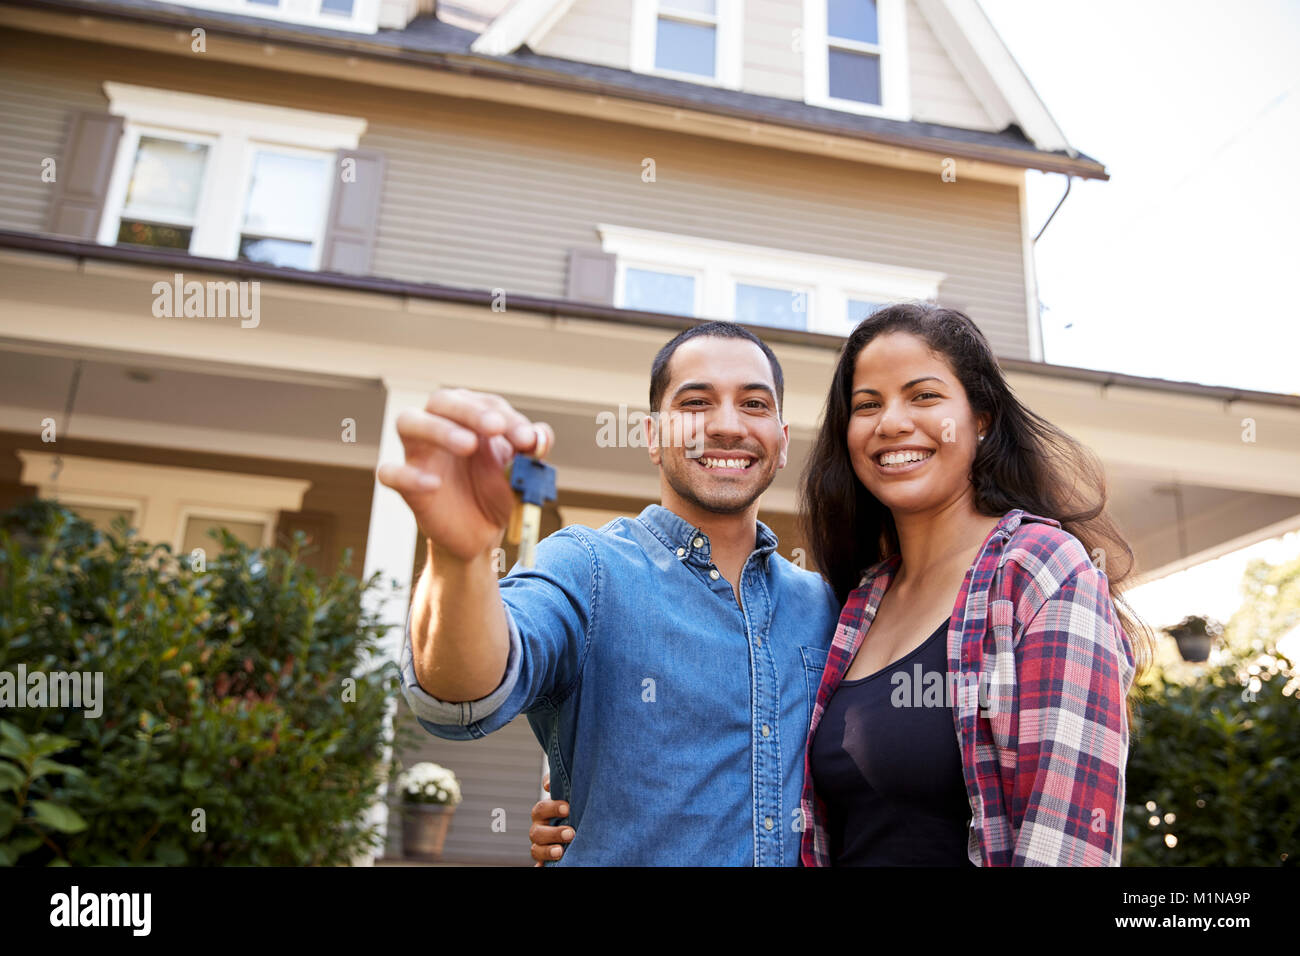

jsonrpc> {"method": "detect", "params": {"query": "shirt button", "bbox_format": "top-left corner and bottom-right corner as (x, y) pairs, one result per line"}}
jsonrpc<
(693, 536), (704, 548)
(755, 636), (762, 647)
(761, 724), (770, 737)
(709, 568), (720, 580)
(764, 817), (774, 831)
(676, 547), (686, 557)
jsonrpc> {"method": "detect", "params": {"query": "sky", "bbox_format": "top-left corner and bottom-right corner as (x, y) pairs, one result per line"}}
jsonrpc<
(981, 0), (1300, 396)
(978, 0), (1300, 639)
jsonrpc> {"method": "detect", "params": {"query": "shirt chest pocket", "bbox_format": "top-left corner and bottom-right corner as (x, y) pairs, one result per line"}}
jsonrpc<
(799, 645), (830, 728)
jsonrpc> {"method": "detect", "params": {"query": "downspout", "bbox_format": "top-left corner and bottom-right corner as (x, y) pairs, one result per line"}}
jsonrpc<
(1027, 173), (1073, 345)
(1033, 173), (1073, 243)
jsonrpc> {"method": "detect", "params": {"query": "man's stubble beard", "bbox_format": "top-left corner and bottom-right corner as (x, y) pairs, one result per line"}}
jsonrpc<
(661, 451), (774, 516)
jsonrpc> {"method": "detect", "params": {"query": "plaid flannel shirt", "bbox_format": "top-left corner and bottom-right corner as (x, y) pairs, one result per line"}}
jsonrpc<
(799, 508), (1135, 867)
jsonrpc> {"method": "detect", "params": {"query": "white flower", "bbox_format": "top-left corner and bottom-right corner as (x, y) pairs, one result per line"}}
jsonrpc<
(397, 761), (462, 805)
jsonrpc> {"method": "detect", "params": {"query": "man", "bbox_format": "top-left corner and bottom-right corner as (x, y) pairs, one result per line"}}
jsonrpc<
(378, 322), (839, 865)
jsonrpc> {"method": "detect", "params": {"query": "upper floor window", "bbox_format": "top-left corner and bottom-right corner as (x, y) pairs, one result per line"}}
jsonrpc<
(600, 224), (943, 336)
(804, 0), (910, 120)
(98, 83), (366, 271)
(631, 0), (743, 89)
(146, 0), (379, 34)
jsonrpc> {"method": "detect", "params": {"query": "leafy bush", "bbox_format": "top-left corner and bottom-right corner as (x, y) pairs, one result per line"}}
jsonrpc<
(0, 499), (404, 865)
(1123, 648), (1299, 866)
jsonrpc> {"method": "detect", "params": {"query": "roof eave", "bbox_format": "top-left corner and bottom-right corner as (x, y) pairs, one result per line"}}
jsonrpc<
(6, 230), (1287, 408)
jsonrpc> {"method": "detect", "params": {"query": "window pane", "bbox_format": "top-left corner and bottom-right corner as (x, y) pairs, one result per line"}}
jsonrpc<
(320, 0), (354, 14)
(828, 0), (878, 44)
(182, 516), (266, 555)
(116, 220), (193, 251)
(847, 298), (882, 325)
(655, 18), (716, 76)
(239, 236), (315, 269)
(122, 137), (208, 223)
(242, 151), (329, 240)
(70, 506), (136, 536)
(624, 268), (696, 316)
(735, 283), (807, 330)
(246, 0), (279, 6)
(662, 0), (716, 15)
(829, 48), (882, 104)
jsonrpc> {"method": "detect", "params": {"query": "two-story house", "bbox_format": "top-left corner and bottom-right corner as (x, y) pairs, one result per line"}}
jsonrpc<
(2, 0), (1298, 863)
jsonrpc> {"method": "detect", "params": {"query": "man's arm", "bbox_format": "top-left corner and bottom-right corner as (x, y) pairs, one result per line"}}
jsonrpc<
(377, 388), (554, 704)
(399, 526), (596, 738)
(410, 539), (510, 702)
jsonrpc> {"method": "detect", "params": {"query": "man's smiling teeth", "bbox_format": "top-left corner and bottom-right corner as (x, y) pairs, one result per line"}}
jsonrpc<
(701, 457), (753, 469)
(878, 450), (934, 466)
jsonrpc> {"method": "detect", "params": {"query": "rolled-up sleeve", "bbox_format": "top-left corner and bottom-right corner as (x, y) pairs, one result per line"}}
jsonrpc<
(398, 528), (596, 741)
(399, 601), (524, 730)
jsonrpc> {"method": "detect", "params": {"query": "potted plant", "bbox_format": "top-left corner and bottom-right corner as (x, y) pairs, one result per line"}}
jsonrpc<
(397, 762), (462, 862)
(1163, 614), (1222, 663)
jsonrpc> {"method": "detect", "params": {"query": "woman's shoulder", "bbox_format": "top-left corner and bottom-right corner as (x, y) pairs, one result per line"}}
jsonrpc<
(997, 513), (1099, 619)
(1002, 512), (1093, 576)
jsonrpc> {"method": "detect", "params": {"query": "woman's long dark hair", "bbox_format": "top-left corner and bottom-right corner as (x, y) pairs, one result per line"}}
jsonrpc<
(799, 303), (1153, 694)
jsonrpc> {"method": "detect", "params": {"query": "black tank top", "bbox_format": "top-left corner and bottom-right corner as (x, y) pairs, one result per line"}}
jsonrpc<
(809, 619), (975, 866)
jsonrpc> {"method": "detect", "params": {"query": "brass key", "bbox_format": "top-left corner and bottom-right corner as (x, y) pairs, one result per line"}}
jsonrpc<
(505, 452), (557, 568)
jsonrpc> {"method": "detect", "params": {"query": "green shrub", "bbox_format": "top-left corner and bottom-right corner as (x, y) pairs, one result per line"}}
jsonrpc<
(1123, 649), (1299, 866)
(0, 499), (404, 865)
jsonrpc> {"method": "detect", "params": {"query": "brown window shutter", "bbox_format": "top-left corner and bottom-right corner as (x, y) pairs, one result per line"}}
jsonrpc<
(320, 148), (386, 274)
(46, 110), (125, 240)
(566, 248), (616, 304)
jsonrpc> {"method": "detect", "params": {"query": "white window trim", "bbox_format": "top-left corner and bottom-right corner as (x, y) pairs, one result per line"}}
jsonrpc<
(803, 0), (911, 121)
(598, 223), (944, 335)
(147, 0), (381, 34)
(175, 505), (275, 554)
(631, 0), (744, 90)
(98, 83), (367, 265)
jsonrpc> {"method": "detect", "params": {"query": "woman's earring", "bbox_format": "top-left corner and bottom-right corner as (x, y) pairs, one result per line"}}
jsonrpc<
(978, 434), (985, 442)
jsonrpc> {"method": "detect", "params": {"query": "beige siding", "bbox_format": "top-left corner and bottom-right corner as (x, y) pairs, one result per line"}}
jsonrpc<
(745, 0), (804, 98)
(907, 0), (997, 130)
(0, 30), (1032, 357)
(531, 0), (633, 69)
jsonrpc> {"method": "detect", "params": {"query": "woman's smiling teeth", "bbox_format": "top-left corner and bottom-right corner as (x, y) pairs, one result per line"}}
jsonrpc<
(877, 449), (934, 467)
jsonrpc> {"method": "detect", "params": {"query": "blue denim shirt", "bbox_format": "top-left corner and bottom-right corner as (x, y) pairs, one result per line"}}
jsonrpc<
(399, 504), (839, 865)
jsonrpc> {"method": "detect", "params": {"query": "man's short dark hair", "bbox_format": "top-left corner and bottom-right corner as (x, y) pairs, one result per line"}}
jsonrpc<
(648, 322), (785, 418)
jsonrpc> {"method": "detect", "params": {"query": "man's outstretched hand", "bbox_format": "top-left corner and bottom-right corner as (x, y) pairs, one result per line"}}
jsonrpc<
(376, 388), (555, 562)
(529, 775), (573, 866)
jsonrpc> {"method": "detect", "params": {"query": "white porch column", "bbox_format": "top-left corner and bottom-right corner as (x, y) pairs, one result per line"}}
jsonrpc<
(352, 380), (429, 865)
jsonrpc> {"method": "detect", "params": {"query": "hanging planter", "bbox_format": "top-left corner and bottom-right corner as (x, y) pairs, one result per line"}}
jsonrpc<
(1163, 615), (1222, 663)
(396, 762), (462, 862)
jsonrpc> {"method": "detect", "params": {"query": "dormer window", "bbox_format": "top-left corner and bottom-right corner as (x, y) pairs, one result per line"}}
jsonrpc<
(631, 0), (743, 89)
(804, 0), (910, 119)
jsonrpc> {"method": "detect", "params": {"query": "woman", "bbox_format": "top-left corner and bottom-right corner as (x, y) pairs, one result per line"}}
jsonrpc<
(530, 303), (1151, 866)
(798, 302), (1150, 866)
